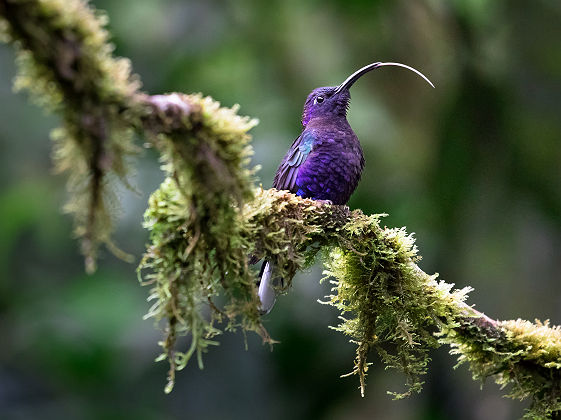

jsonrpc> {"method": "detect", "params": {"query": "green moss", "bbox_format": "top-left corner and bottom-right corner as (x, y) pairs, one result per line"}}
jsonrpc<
(438, 311), (561, 418)
(139, 184), (465, 397)
(138, 185), (347, 392)
(499, 320), (561, 418)
(502, 319), (561, 370)
(321, 216), (472, 398)
(2, 0), (141, 271)
(141, 184), (561, 418)
(138, 94), (260, 393)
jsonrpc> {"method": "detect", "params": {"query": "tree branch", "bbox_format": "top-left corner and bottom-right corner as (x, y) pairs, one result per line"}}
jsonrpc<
(0, 0), (255, 271)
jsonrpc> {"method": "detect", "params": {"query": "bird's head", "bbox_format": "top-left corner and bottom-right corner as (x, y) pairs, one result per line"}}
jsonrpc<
(301, 86), (349, 127)
(301, 62), (434, 127)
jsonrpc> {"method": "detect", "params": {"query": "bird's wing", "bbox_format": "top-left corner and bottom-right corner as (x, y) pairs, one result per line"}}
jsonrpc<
(273, 130), (315, 191)
(250, 132), (314, 267)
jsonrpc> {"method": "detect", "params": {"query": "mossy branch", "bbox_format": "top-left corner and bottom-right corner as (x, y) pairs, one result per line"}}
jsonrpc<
(0, 0), (256, 272)
(1, 1), (561, 418)
(140, 183), (561, 417)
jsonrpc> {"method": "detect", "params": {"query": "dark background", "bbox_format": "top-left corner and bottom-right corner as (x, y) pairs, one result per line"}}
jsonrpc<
(1, 0), (560, 419)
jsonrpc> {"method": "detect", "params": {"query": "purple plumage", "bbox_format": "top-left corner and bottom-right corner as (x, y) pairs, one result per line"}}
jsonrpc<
(258, 62), (435, 314)
(273, 87), (364, 205)
(259, 86), (364, 314)
(291, 116), (364, 204)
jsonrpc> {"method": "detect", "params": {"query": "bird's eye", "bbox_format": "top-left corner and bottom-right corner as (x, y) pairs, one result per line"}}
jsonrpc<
(314, 96), (324, 105)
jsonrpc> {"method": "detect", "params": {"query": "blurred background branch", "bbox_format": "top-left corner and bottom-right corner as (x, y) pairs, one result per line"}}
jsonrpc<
(1, 0), (560, 419)
(0, 0), (257, 273)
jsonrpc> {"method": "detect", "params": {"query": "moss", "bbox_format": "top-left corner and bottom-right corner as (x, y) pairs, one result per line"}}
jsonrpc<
(138, 94), (259, 393)
(139, 184), (467, 398)
(499, 320), (561, 418)
(437, 311), (561, 418)
(141, 184), (561, 418)
(501, 319), (561, 370)
(321, 216), (472, 398)
(2, 0), (141, 271)
(138, 185), (347, 392)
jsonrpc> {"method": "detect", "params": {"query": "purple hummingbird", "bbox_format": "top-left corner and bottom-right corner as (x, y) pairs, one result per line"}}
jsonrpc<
(258, 62), (434, 314)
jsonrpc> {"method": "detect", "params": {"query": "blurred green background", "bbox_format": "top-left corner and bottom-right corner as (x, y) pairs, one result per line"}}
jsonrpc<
(1, 0), (561, 418)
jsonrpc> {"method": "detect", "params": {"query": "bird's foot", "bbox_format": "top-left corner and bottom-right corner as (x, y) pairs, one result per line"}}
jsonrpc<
(315, 199), (333, 205)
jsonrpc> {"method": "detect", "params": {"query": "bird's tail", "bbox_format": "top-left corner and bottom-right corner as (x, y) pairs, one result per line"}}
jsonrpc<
(257, 260), (283, 315)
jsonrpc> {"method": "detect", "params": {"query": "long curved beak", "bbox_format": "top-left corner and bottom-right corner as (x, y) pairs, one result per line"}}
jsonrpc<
(334, 62), (435, 93)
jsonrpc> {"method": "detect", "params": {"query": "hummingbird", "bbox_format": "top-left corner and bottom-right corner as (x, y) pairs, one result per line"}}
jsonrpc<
(257, 62), (434, 314)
